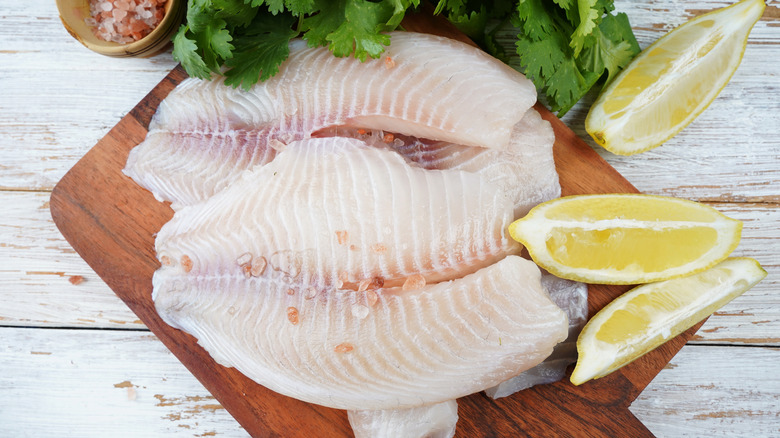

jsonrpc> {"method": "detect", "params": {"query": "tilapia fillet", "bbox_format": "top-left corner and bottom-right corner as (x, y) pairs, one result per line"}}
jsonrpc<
(485, 274), (588, 399)
(129, 29), (572, 435)
(154, 255), (568, 410)
(124, 31), (538, 208)
(387, 108), (560, 217)
(155, 137), (521, 290)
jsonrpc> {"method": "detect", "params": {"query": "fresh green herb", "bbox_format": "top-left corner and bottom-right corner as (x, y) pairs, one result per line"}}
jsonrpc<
(173, 0), (420, 90)
(509, 0), (641, 115)
(173, 0), (639, 114)
(437, 0), (640, 115)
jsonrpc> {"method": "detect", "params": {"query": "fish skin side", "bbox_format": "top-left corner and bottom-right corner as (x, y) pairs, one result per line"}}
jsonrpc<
(153, 255), (569, 410)
(124, 31), (537, 208)
(154, 137), (521, 290)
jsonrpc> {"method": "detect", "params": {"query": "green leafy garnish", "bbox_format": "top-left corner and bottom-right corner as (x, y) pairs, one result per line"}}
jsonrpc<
(508, 0), (640, 115)
(172, 0), (639, 115)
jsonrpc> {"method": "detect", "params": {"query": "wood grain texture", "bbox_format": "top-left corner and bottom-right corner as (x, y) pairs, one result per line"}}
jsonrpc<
(3, 329), (776, 438)
(0, 190), (143, 328)
(0, 1), (178, 191)
(631, 345), (780, 437)
(0, 327), (248, 437)
(692, 203), (780, 345)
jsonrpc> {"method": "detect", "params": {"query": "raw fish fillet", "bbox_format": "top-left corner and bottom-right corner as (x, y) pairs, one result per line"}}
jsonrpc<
(153, 254), (569, 410)
(389, 108), (560, 217)
(348, 400), (458, 438)
(124, 31), (537, 208)
(485, 273), (588, 398)
(155, 137), (521, 290)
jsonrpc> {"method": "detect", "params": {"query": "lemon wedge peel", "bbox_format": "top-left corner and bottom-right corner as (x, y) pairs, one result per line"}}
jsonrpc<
(570, 257), (767, 385)
(585, 0), (766, 156)
(509, 194), (742, 285)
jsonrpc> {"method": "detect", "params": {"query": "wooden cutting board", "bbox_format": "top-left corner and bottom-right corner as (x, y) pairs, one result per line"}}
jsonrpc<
(50, 11), (706, 437)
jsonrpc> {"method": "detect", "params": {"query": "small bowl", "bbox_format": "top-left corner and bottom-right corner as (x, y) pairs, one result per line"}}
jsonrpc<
(56, 0), (185, 58)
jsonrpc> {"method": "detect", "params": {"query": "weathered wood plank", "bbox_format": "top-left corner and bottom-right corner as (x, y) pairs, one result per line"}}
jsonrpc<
(692, 203), (780, 345)
(0, 327), (248, 437)
(0, 0), (178, 191)
(2, 327), (777, 437)
(0, 190), (142, 328)
(631, 345), (780, 437)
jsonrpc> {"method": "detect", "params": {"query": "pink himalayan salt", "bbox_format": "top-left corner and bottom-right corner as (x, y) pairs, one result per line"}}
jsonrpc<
(85, 0), (167, 44)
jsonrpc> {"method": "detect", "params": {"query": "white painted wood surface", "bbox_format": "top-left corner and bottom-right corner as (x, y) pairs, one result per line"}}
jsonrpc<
(0, 0), (777, 436)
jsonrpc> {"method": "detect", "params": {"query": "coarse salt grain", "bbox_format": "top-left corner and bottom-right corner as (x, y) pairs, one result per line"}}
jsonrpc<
(351, 304), (369, 319)
(86, 0), (167, 44)
(365, 290), (379, 307)
(250, 256), (267, 277)
(334, 343), (354, 353)
(236, 252), (252, 266)
(287, 307), (299, 325)
(402, 274), (426, 291)
(304, 287), (318, 300)
(180, 255), (193, 273)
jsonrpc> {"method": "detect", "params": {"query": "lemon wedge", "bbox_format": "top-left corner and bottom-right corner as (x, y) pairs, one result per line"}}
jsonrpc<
(570, 257), (766, 385)
(585, 0), (765, 155)
(508, 194), (742, 284)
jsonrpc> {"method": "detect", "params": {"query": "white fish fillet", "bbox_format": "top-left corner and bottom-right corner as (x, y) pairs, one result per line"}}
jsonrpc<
(153, 254), (568, 410)
(348, 400), (458, 438)
(389, 108), (560, 217)
(155, 137), (521, 290)
(124, 31), (537, 208)
(485, 273), (588, 399)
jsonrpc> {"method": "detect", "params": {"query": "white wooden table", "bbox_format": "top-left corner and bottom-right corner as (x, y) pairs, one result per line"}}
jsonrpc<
(1, 1), (778, 436)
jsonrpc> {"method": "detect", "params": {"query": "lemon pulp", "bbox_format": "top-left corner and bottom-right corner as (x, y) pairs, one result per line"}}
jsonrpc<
(509, 194), (742, 284)
(570, 257), (767, 385)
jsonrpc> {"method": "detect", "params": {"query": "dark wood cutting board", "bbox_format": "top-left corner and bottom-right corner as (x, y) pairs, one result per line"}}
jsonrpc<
(50, 11), (706, 437)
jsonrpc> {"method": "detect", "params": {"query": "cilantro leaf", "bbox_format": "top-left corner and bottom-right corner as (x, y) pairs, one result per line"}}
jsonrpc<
(284, 0), (317, 16)
(515, 31), (592, 114)
(447, 7), (489, 42)
(514, 0), (558, 40)
(507, 0), (639, 115)
(212, 0), (258, 27)
(579, 12), (639, 84)
(570, 0), (599, 56)
(186, 0), (215, 34)
(192, 18), (234, 71)
(326, 0), (393, 60)
(172, 25), (212, 79)
(300, 0), (394, 61)
(247, 0), (284, 14)
(223, 12), (297, 90)
(434, 0), (466, 16)
(384, 0), (421, 29)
